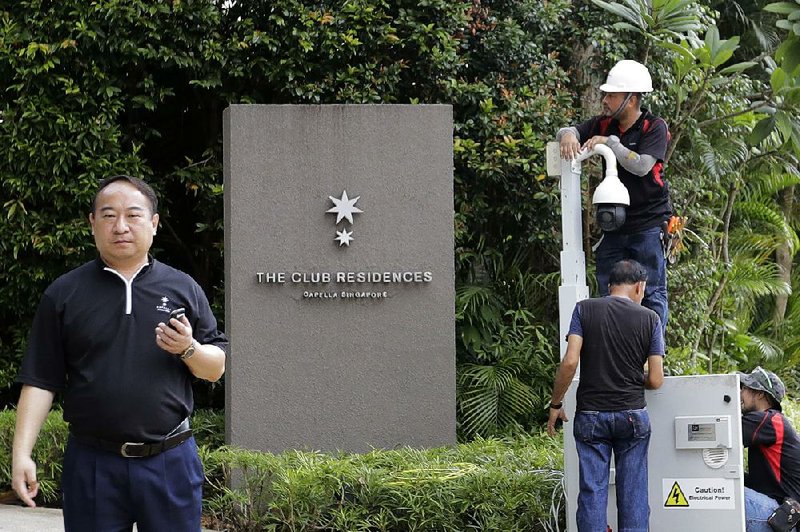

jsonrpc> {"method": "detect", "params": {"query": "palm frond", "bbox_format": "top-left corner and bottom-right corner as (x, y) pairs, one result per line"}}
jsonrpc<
(692, 132), (750, 179)
(734, 199), (799, 254)
(741, 332), (784, 361)
(457, 361), (535, 437)
(727, 260), (791, 299)
(740, 173), (800, 200)
(728, 229), (783, 262)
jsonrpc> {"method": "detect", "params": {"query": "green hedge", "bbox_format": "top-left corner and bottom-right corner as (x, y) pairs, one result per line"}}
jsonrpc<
(0, 409), (564, 531)
(202, 438), (564, 531)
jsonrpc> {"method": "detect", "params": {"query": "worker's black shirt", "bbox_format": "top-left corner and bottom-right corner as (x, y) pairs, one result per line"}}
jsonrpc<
(17, 257), (228, 442)
(575, 109), (672, 233)
(569, 296), (663, 411)
(743, 409), (800, 503)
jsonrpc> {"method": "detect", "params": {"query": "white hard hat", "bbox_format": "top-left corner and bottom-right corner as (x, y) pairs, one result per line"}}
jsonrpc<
(599, 60), (653, 93)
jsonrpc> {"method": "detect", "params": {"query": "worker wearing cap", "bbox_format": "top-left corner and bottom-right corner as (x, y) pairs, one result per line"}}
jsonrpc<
(557, 59), (672, 340)
(740, 367), (800, 531)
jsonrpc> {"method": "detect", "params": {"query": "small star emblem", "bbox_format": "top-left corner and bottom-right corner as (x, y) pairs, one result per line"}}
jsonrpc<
(335, 228), (354, 246)
(161, 297), (169, 304)
(326, 190), (363, 225)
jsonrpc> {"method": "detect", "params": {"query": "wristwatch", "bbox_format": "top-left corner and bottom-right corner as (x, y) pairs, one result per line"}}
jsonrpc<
(180, 340), (196, 360)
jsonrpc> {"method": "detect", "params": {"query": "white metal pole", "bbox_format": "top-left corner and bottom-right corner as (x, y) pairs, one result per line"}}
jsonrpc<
(547, 142), (620, 532)
(545, 142), (590, 360)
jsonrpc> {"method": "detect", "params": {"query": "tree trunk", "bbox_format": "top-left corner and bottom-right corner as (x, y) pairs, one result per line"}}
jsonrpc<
(774, 185), (795, 322)
(569, 39), (604, 268)
(692, 180), (738, 359)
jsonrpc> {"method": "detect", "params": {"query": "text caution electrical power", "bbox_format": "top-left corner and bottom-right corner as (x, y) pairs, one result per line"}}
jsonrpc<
(662, 478), (735, 510)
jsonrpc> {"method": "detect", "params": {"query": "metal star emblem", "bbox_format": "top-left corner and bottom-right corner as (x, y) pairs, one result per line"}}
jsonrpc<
(326, 190), (363, 225)
(335, 227), (354, 246)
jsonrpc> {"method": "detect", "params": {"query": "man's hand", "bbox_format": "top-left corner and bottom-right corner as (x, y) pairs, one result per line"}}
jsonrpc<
(547, 407), (569, 436)
(582, 135), (609, 151)
(559, 131), (582, 160)
(12, 385), (54, 508)
(12, 455), (39, 507)
(155, 315), (194, 356)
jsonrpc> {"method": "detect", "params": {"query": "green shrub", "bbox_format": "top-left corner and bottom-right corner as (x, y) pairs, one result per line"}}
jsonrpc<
(0, 407), (67, 503)
(202, 436), (564, 532)
(0, 408), (565, 530)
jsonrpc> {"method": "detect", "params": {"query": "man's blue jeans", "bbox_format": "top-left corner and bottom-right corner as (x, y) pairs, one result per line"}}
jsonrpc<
(595, 226), (667, 339)
(744, 487), (778, 532)
(573, 409), (651, 532)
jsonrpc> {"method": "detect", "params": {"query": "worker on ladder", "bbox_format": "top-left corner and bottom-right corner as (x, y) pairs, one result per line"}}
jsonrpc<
(557, 59), (672, 340)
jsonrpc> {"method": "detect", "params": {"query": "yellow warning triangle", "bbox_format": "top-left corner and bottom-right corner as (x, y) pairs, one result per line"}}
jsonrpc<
(664, 481), (689, 507)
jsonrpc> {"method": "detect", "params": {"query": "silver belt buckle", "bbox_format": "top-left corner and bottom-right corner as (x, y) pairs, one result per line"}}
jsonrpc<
(121, 442), (144, 458)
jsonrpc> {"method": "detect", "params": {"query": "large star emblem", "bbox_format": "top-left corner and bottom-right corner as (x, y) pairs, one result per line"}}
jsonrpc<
(326, 190), (363, 225)
(335, 227), (354, 246)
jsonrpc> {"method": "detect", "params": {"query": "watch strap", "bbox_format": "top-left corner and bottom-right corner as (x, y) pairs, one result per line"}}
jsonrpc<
(180, 340), (196, 360)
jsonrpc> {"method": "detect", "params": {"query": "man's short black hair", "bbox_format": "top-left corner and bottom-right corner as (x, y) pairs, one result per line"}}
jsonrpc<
(609, 259), (648, 286)
(93, 175), (158, 214)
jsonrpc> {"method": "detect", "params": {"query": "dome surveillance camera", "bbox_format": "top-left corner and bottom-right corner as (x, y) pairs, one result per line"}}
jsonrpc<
(592, 171), (630, 233)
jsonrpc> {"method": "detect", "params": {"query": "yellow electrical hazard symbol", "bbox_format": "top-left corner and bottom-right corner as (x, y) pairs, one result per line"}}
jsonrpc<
(664, 481), (689, 507)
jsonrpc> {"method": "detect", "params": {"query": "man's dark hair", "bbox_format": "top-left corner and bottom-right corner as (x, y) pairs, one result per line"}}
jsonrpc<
(93, 175), (158, 214)
(609, 259), (648, 286)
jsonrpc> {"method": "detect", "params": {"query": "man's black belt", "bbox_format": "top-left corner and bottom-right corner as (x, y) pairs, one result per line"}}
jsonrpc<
(69, 418), (192, 458)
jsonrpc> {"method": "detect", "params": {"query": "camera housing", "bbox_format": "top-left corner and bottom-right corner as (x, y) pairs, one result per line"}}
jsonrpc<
(592, 173), (630, 233)
(596, 204), (627, 232)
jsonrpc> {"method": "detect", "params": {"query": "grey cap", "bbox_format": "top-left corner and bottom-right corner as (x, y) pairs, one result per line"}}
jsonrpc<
(739, 367), (786, 409)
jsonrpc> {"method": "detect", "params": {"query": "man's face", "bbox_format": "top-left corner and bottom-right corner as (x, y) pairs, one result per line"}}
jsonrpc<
(89, 181), (158, 269)
(741, 386), (761, 413)
(602, 92), (627, 116)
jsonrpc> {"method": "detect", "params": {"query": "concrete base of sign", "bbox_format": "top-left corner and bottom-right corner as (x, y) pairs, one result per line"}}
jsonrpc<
(224, 104), (456, 453)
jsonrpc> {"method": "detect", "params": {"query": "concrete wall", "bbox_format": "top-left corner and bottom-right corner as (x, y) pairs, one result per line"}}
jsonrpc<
(224, 105), (455, 453)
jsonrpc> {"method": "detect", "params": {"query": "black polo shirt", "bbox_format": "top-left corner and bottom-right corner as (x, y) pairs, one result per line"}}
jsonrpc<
(575, 108), (672, 233)
(17, 257), (228, 442)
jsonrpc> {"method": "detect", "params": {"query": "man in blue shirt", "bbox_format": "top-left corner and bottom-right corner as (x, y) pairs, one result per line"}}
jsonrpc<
(548, 259), (664, 531)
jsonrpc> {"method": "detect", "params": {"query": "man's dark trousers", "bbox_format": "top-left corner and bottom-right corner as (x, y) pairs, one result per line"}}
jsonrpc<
(61, 435), (203, 532)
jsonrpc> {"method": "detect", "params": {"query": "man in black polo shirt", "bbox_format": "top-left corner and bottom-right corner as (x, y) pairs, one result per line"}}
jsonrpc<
(547, 259), (664, 531)
(739, 367), (800, 531)
(557, 59), (672, 340)
(12, 175), (227, 531)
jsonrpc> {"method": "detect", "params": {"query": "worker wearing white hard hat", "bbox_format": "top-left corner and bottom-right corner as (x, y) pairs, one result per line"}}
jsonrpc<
(556, 59), (673, 342)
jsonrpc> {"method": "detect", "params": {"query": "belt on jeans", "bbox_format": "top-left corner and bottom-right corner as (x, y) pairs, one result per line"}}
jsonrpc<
(69, 418), (192, 458)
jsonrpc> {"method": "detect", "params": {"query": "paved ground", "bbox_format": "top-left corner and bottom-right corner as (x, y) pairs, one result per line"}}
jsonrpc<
(0, 504), (65, 532)
(0, 504), (219, 531)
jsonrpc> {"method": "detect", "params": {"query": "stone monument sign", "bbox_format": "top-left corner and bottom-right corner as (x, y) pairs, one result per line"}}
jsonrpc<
(224, 105), (455, 453)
